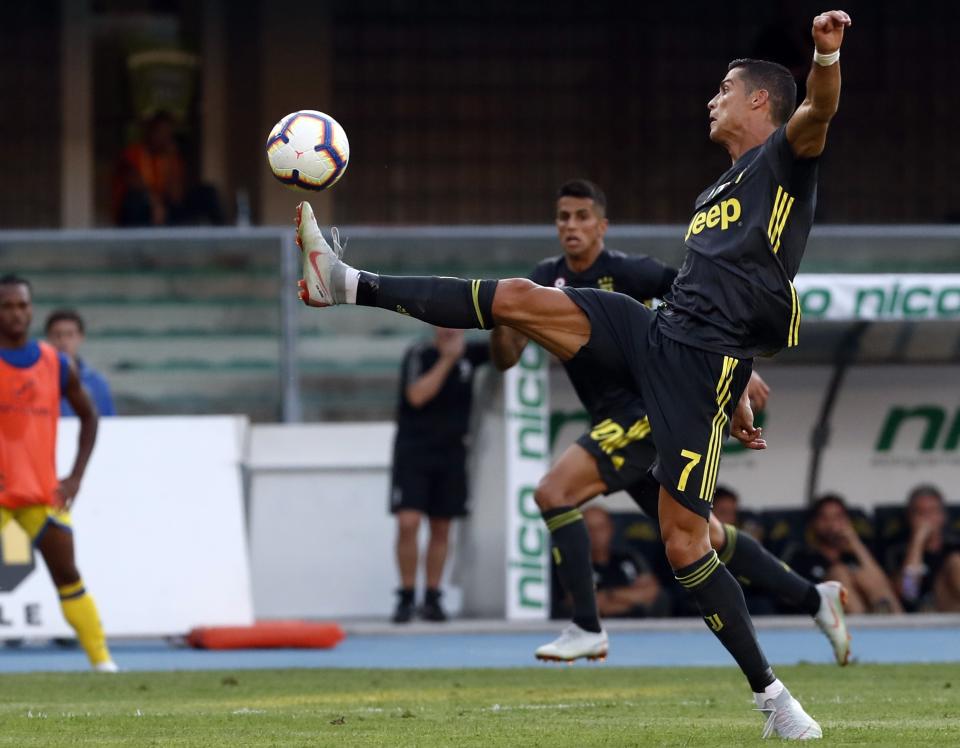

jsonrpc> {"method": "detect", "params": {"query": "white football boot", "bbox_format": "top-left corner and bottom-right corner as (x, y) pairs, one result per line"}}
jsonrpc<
(295, 201), (350, 307)
(755, 685), (822, 740)
(813, 581), (851, 666)
(93, 660), (119, 673)
(535, 624), (608, 662)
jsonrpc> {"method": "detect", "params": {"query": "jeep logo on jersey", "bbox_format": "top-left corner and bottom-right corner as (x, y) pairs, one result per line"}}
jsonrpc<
(685, 198), (742, 241)
(0, 521), (36, 592)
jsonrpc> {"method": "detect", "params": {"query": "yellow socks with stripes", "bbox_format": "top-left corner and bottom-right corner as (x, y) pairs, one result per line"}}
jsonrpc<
(356, 274), (498, 330)
(58, 580), (112, 667)
(543, 506), (601, 633)
(674, 550), (775, 692)
(719, 524), (821, 616)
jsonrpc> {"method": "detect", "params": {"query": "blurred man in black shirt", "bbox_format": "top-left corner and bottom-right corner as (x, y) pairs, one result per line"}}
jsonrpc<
(583, 506), (669, 618)
(390, 327), (489, 622)
(784, 494), (901, 614)
(888, 485), (960, 612)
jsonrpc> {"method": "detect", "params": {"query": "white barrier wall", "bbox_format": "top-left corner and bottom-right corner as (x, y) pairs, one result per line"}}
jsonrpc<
(246, 423), (401, 619)
(0, 416), (253, 638)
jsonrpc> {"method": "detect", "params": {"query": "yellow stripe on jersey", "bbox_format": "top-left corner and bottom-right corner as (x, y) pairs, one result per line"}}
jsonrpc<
(470, 279), (485, 328)
(767, 185), (795, 254)
(787, 282), (802, 347)
(699, 357), (738, 501)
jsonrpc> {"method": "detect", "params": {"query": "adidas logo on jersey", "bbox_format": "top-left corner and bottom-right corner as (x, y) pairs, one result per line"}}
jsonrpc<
(685, 198), (741, 241)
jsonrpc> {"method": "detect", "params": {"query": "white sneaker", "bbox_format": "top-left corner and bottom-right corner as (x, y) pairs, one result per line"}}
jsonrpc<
(535, 624), (608, 662)
(93, 660), (119, 673)
(814, 581), (851, 666)
(295, 201), (348, 307)
(755, 685), (822, 740)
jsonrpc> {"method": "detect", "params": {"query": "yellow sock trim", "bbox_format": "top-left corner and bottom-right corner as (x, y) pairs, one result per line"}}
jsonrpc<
(718, 524), (738, 565)
(58, 580), (86, 600)
(545, 509), (583, 533)
(471, 279), (485, 328)
(675, 550), (721, 589)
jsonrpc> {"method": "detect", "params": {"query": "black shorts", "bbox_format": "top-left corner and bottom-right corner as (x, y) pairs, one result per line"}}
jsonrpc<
(389, 445), (468, 518)
(564, 288), (752, 520)
(576, 414), (658, 495)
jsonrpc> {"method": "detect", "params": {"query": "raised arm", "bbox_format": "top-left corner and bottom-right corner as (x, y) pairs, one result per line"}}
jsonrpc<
(785, 10), (852, 158)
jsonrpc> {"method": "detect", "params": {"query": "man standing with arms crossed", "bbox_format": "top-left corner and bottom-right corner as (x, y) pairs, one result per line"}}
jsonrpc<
(297, 10), (851, 737)
(0, 276), (116, 671)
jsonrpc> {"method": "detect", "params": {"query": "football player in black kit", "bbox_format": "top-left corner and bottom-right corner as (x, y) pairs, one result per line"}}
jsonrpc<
(296, 9), (851, 738)
(490, 179), (849, 668)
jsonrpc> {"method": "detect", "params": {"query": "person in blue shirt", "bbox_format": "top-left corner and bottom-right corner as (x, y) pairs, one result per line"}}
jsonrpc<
(44, 310), (116, 417)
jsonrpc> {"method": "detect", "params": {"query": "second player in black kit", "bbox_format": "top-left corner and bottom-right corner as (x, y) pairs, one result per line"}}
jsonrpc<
(391, 338), (490, 517)
(528, 248), (674, 494)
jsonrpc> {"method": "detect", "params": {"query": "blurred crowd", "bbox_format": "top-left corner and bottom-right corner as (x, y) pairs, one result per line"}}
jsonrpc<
(553, 484), (960, 620)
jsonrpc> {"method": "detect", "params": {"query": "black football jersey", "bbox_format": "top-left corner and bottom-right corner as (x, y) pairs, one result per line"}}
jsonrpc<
(528, 248), (675, 423)
(395, 340), (490, 449)
(658, 125), (818, 358)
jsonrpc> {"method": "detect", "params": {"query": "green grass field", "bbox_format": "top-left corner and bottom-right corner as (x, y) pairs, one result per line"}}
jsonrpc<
(0, 664), (956, 746)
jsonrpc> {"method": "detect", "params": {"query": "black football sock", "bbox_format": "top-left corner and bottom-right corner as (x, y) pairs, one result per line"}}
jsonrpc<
(719, 524), (821, 616)
(542, 506), (601, 633)
(356, 273), (497, 329)
(675, 550), (775, 693)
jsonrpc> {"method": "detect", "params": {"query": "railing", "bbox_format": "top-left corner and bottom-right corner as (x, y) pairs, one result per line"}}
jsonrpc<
(3, 225), (960, 422)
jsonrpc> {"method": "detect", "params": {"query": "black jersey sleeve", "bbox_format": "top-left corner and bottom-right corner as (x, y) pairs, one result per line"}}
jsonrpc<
(527, 259), (556, 287)
(762, 125), (819, 199)
(465, 340), (491, 367)
(618, 255), (677, 302)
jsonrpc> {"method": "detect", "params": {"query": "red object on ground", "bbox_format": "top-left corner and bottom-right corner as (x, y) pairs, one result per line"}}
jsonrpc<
(186, 621), (346, 650)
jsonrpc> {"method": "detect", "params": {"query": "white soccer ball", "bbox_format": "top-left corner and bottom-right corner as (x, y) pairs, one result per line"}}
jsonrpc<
(265, 110), (350, 192)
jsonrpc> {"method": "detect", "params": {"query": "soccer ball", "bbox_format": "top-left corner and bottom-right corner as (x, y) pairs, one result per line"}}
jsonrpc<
(265, 110), (350, 192)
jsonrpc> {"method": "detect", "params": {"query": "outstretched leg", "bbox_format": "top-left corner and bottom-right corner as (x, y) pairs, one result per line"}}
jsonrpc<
(295, 202), (589, 360)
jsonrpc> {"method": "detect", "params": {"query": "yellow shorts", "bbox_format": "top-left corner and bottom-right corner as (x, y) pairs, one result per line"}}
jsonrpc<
(0, 505), (73, 543)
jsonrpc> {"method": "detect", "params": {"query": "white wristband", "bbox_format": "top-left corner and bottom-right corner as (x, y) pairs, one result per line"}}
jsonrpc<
(813, 48), (840, 66)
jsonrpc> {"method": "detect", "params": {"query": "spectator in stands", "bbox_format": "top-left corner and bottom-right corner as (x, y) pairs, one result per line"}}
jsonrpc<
(784, 493), (902, 614)
(389, 328), (490, 623)
(888, 485), (960, 612)
(113, 111), (222, 227)
(45, 310), (115, 417)
(713, 485), (764, 541)
(582, 506), (670, 618)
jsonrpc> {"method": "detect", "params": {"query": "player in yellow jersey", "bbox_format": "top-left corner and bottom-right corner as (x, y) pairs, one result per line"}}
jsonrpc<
(0, 275), (116, 672)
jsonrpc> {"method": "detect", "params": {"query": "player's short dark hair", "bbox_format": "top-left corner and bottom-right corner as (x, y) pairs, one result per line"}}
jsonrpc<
(809, 492), (848, 522)
(0, 274), (31, 297)
(713, 485), (739, 503)
(557, 179), (607, 216)
(45, 308), (85, 335)
(727, 58), (797, 126)
(906, 484), (945, 511)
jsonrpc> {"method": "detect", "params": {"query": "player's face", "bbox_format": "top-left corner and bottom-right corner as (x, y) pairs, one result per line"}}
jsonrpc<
(707, 69), (751, 143)
(909, 494), (946, 534)
(556, 196), (607, 261)
(47, 319), (84, 358)
(0, 283), (32, 343)
(712, 496), (738, 526)
(811, 502), (849, 545)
